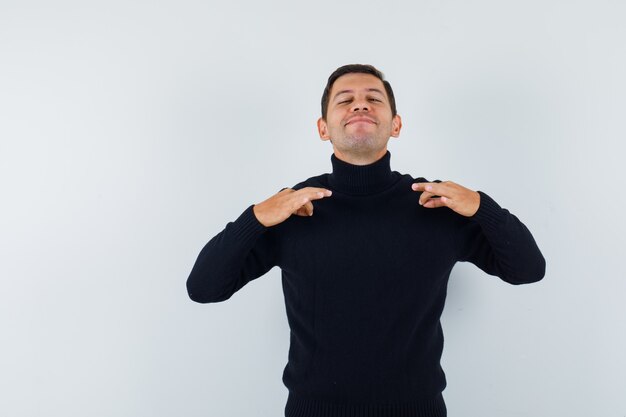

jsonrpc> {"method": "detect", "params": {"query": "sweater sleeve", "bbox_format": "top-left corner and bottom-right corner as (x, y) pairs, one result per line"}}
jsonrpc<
(455, 190), (546, 285)
(186, 204), (279, 303)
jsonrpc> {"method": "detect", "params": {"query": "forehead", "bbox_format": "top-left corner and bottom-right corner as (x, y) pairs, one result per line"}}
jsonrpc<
(330, 73), (386, 97)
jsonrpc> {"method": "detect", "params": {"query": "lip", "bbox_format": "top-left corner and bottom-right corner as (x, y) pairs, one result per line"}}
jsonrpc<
(346, 117), (376, 126)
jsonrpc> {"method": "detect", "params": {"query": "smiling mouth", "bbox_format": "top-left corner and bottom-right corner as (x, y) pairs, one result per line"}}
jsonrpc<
(346, 119), (375, 126)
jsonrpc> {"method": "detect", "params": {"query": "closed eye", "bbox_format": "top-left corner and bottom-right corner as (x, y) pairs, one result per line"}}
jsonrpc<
(339, 98), (382, 104)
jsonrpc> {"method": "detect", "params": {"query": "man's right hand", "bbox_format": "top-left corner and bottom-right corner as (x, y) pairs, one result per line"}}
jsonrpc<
(252, 187), (333, 227)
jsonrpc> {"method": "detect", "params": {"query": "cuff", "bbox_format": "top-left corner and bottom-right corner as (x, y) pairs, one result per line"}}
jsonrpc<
(469, 190), (507, 235)
(230, 204), (269, 243)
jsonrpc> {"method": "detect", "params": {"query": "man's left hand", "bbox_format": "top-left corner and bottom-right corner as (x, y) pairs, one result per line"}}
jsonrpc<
(411, 181), (480, 217)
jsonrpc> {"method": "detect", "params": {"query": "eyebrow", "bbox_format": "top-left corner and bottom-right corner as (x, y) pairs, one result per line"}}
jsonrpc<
(333, 88), (386, 101)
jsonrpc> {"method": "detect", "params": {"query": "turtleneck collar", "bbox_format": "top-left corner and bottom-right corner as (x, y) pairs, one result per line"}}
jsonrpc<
(327, 150), (397, 195)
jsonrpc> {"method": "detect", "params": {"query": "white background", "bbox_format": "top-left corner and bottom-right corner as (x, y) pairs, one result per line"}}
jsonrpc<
(1, 1), (624, 416)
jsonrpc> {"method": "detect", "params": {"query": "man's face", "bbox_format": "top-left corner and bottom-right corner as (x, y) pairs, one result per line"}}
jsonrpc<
(317, 73), (402, 161)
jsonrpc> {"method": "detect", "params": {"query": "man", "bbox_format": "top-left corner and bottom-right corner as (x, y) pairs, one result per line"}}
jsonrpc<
(186, 64), (546, 417)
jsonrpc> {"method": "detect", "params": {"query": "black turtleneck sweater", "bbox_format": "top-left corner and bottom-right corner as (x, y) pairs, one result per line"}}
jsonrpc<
(186, 150), (546, 417)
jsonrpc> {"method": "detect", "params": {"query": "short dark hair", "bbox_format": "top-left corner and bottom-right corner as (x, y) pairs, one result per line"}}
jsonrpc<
(320, 64), (397, 121)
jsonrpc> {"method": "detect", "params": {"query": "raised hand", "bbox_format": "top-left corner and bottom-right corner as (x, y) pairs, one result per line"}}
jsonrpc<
(411, 181), (480, 218)
(253, 187), (333, 227)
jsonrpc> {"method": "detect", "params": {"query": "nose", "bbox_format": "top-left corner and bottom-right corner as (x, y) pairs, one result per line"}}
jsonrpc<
(350, 97), (369, 112)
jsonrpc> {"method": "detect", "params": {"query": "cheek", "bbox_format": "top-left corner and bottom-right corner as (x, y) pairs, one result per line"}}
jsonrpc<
(330, 117), (345, 129)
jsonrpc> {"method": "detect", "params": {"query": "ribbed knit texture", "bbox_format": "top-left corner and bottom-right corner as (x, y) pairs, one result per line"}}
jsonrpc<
(327, 151), (397, 195)
(285, 392), (447, 417)
(187, 150), (546, 416)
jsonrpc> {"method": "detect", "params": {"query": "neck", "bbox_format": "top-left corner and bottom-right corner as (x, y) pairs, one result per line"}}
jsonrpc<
(327, 150), (396, 195)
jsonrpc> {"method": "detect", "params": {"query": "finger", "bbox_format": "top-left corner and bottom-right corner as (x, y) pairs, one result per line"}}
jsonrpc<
(305, 201), (314, 216)
(412, 181), (449, 196)
(299, 186), (333, 194)
(295, 207), (309, 216)
(293, 193), (325, 214)
(418, 191), (433, 205)
(423, 196), (449, 208)
(412, 182), (433, 205)
(412, 181), (440, 193)
(413, 182), (452, 205)
(418, 190), (443, 206)
(300, 188), (332, 201)
(293, 200), (315, 217)
(288, 187), (332, 215)
(411, 182), (432, 191)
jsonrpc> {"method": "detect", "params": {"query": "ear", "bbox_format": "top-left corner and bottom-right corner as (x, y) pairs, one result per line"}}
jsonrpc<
(390, 114), (402, 138)
(317, 117), (330, 141)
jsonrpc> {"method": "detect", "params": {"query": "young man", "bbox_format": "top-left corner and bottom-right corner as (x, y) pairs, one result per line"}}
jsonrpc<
(186, 64), (546, 417)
